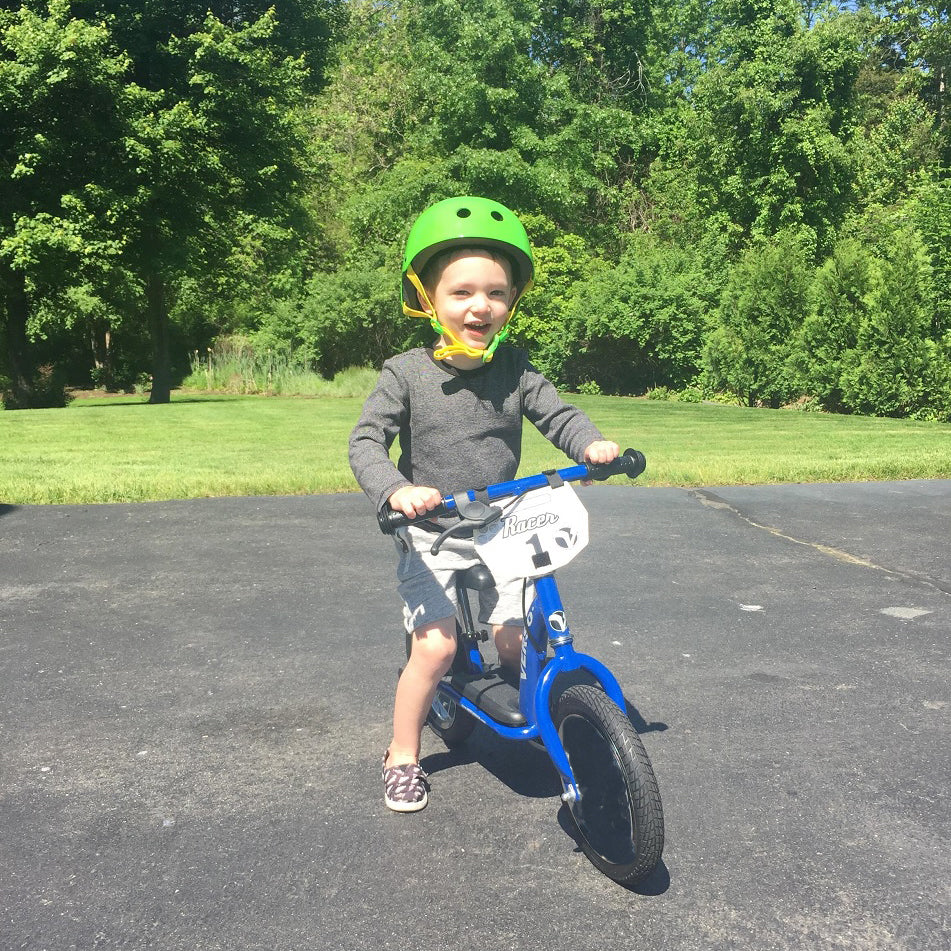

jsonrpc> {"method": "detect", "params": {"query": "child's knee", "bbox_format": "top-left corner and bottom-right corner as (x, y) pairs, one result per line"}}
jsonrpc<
(409, 620), (457, 671)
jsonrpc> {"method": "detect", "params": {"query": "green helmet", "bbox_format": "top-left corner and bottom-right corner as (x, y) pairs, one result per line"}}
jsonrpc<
(401, 196), (534, 314)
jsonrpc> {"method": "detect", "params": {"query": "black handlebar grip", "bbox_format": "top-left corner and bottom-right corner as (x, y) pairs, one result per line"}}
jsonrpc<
(377, 501), (451, 534)
(377, 503), (408, 534)
(587, 447), (647, 482)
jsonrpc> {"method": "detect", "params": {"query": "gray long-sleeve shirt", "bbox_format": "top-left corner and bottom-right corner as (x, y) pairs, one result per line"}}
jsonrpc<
(349, 345), (605, 512)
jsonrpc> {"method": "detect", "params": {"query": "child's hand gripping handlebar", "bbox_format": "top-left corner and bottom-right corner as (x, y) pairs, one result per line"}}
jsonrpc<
(377, 448), (646, 535)
(584, 447), (646, 482)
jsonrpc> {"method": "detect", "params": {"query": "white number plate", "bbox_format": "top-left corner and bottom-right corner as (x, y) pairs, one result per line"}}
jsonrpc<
(474, 483), (589, 582)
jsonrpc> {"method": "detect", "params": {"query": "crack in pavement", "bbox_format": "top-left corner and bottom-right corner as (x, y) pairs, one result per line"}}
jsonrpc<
(690, 488), (951, 598)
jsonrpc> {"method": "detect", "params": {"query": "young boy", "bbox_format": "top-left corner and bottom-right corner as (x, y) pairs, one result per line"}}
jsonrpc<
(349, 196), (619, 812)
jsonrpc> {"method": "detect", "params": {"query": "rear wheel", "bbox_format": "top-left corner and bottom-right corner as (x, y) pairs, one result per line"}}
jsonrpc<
(555, 684), (664, 885)
(426, 687), (475, 746)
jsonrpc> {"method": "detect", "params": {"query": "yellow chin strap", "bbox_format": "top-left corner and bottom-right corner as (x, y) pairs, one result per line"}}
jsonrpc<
(403, 265), (528, 363)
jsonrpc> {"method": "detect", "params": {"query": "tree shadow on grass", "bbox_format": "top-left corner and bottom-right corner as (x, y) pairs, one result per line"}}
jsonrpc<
(70, 395), (237, 408)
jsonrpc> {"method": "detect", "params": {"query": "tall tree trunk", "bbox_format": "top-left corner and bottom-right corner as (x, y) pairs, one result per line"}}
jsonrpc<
(0, 262), (34, 409)
(146, 269), (172, 404)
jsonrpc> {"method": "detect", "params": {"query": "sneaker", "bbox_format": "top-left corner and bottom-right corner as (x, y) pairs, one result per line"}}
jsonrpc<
(382, 752), (430, 813)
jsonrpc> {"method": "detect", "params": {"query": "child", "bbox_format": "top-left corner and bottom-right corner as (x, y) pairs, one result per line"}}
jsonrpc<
(349, 196), (619, 812)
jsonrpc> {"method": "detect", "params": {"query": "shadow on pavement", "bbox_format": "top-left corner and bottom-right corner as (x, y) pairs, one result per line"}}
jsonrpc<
(0, 504), (18, 518)
(556, 807), (673, 896)
(421, 731), (563, 799)
(419, 695), (667, 800)
(626, 699), (668, 735)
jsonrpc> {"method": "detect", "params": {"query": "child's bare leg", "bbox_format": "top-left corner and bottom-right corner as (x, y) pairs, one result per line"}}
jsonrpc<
(493, 623), (523, 670)
(387, 617), (457, 768)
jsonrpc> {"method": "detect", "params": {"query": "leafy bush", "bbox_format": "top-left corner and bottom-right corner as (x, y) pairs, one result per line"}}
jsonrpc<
(559, 238), (710, 395)
(510, 221), (594, 385)
(910, 179), (951, 338)
(677, 385), (703, 403)
(1, 364), (73, 410)
(253, 266), (420, 376)
(704, 228), (813, 408)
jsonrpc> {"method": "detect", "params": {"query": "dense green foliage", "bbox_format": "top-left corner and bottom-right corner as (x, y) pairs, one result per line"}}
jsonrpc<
(1, 0), (949, 419)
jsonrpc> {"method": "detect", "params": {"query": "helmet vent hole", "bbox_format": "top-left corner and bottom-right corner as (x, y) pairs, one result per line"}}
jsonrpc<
(456, 208), (471, 218)
(491, 211), (503, 221)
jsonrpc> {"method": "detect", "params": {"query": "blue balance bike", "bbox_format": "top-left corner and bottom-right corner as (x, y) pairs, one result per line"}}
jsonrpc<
(379, 449), (664, 885)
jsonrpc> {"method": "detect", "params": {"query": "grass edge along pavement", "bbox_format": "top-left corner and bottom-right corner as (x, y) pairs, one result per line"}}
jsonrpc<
(1, 392), (950, 504)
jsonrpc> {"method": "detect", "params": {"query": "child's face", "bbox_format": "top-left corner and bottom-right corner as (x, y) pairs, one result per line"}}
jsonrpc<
(424, 250), (516, 358)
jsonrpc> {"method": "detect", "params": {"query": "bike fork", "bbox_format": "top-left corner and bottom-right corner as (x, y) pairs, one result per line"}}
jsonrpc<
(525, 575), (629, 802)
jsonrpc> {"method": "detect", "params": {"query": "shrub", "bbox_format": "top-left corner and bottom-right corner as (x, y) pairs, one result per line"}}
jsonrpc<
(258, 267), (419, 376)
(676, 386), (703, 403)
(789, 237), (871, 412)
(1, 364), (73, 410)
(561, 238), (710, 395)
(838, 227), (939, 418)
(704, 228), (813, 408)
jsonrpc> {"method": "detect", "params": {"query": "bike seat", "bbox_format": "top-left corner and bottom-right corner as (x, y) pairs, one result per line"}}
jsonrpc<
(459, 563), (496, 590)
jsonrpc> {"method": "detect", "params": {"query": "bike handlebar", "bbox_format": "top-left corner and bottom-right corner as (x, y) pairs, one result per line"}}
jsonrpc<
(377, 447), (646, 535)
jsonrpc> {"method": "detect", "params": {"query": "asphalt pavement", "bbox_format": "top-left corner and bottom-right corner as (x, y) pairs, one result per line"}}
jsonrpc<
(1, 481), (949, 951)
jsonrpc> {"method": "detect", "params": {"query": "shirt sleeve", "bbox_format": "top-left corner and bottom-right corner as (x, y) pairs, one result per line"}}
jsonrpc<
(519, 354), (605, 463)
(348, 361), (413, 511)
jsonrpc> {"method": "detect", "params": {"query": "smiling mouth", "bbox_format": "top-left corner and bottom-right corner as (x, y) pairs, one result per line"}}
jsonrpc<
(464, 321), (492, 334)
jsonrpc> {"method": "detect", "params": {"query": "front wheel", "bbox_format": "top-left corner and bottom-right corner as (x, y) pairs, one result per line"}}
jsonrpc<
(554, 684), (664, 885)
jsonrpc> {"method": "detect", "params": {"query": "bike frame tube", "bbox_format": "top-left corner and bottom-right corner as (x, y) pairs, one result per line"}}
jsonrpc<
(436, 572), (630, 799)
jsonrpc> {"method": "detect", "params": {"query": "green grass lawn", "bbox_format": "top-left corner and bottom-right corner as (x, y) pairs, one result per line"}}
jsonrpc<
(1, 391), (949, 504)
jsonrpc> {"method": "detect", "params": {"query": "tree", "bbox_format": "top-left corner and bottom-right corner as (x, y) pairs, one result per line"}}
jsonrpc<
(655, 2), (867, 254)
(866, 2), (950, 158)
(100, 7), (316, 403)
(789, 237), (872, 411)
(0, 0), (131, 407)
(909, 178), (951, 337)
(839, 226), (945, 417)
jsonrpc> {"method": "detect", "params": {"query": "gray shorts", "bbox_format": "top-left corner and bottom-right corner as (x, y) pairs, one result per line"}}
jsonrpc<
(394, 525), (528, 632)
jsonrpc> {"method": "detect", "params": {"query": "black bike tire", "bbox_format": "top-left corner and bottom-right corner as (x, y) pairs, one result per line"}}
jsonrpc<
(404, 628), (476, 747)
(555, 683), (664, 885)
(426, 687), (476, 746)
